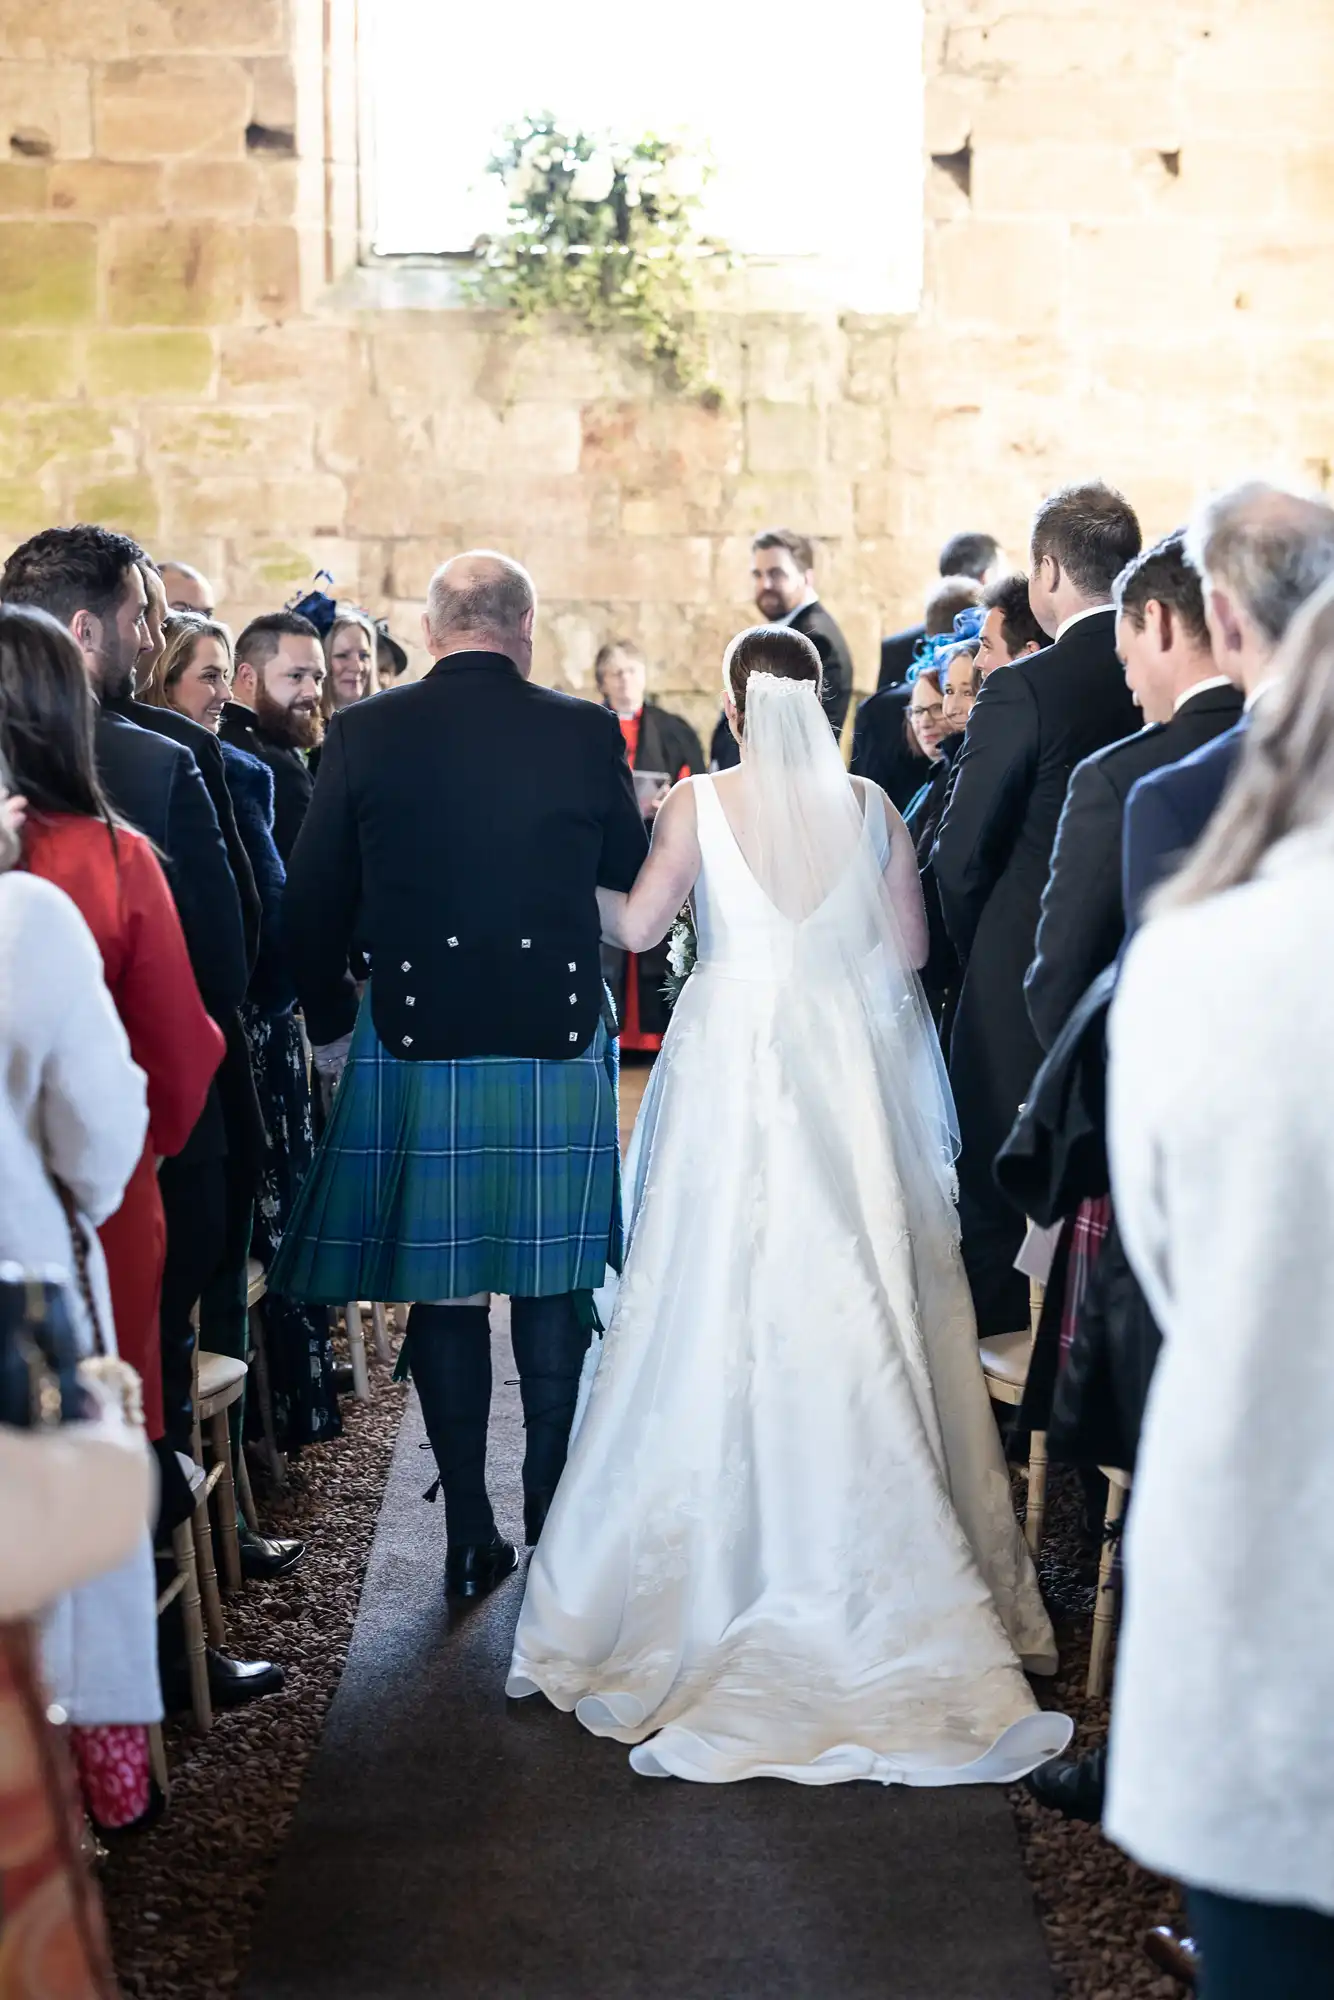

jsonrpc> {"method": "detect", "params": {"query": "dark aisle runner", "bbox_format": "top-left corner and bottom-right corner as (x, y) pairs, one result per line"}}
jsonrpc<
(242, 1308), (1055, 2000)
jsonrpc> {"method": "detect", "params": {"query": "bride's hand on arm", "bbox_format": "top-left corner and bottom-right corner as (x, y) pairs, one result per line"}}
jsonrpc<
(599, 782), (702, 954)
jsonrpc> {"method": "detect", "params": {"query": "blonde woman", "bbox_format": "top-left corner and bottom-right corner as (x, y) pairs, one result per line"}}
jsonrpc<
(1107, 574), (1334, 1996)
(322, 608), (377, 716)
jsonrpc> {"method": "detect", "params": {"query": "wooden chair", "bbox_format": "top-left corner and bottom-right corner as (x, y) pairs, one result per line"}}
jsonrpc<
(978, 1268), (1049, 1555)
(1087, 1464), (1132, 1698)
(155, 1519), (210, 1733)
(343, 1301), (393, 1400)
(190, 1347), (249, 1645)
(245, 1257), (285, 1490)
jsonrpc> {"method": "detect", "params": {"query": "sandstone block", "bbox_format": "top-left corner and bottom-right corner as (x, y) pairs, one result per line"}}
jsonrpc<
(480, 325), (646, 404)
(0, 221), (96, 324)
(1226, 236), (1334, 334)
(170, 470), (347, 538)
(621, 480), (725, 538)
(146, 403), (314, 474)
(434, 400), (583, 478)
(246, 55), (296, 134)
(0, 162), (49, 212)
(725, 475), (855, 540)
(94, 58), (251, 160)
(256, 160), (298, 223)
(743, 400), (825, 476)
(344, 469), (462, 542)
(844, 322), (903, 406)
(69, 472), (160, 541)
(0, 476), (50, 535)
(926, 218), (1066, 331)
(828, 403), (889, 476)
(946, 12), (1166, 79)
(970, 76), (1178, 150)
(87, 329), (215, 397)
(1284, 144), (1334, 225)
(580, 398), (743, 482)
(0, 404), (117, 480)
(741, 319), (846, 405)
(0, 332), (76, 398)
(49, 160), (163, 215)
(156, 0), (287, 53)
(924, 73), (980, 160)
(0, 62), (92, 159)
(165, 161), (261, 218)
(226, 533), (365, 605)
(0, 1), (284, 60)
(247, 224), (302, 321)
(1065, 220), (1224, 331)
(972, 143), (1156, 221)
(104, 220), (246, 326)
(220, 323), (360, 401)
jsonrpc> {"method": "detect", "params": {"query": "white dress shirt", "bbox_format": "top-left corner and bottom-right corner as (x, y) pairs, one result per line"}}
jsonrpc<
(1172, 673), (1234, 714)
(1054, 602), (1113, 642)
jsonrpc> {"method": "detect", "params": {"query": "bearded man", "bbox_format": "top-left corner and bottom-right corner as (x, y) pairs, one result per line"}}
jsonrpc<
(221, 612), (327, 861)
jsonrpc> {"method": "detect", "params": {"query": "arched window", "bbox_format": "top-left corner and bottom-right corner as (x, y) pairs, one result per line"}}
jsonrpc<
(364, 0), (923, 312)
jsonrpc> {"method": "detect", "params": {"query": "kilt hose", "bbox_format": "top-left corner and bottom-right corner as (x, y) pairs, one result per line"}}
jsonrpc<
(268, 994), (624, 1308)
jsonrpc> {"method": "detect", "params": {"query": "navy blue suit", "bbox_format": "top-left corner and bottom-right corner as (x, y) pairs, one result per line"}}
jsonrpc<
(1122, 718), (1246, 930)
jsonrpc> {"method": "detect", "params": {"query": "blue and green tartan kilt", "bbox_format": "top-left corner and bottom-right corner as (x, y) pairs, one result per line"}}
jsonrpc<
(267, 994), (623, 1304)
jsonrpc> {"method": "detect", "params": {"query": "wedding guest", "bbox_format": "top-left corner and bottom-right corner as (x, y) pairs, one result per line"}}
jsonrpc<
(710, 529), (854, 770)
(1123, 483), (1334, 924)
(0, 771), (159, 1841)
(1025, 532), (1242, 1052)
(322, 608), (377, 716)
(595, 638), (704, 1052)
(933, 481), (1141, 1335)
(853, 603), (982, 810)
(878, 529), (1006, 689)
(160, 557), (214, 616)
(0, 531), (253, 1544)
(941, 638), (983, 735)
(901, 667), (953, 838)
(1107, 574), (1334, 1998)
(375, 618), (410, 690)
(0, 528), (247, 1018)
(140, 558), (169, 676)
(975, 571), (1050, 677)
(147, 616), (341, 1467)
(221, 611), (326, 862)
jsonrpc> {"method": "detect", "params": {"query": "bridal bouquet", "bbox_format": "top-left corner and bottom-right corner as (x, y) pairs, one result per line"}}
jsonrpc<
(466, 113), (724, 397)
(662, 906), (697, 1008)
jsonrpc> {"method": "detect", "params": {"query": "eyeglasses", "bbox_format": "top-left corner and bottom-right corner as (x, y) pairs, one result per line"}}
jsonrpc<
(912, 701), (945, 721)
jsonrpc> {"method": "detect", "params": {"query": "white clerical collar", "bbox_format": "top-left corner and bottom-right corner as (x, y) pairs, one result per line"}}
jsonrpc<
(1055, 602), (1113, 642)
(778, 590), (819, 626)
(1244, 675), (1280, 713)
(1173, 673), (1234, 714)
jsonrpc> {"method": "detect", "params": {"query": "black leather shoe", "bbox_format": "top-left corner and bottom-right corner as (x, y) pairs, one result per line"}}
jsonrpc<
(445, 1536), (518, 1600)
(523, 1490), (556, 1545)
(1023, 1743), (1106, 1821)
(333, 1363), (357, 1394)
(162, 1648), (284, 1713)
(1143, 1925), (1200, 1989)
(239, 1533), (306, 1581)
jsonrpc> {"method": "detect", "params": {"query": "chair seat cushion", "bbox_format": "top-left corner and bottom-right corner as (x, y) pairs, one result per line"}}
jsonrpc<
(198, 1350), (248, 1404)
(245, 1257), (267, 1309)
(978, 1329), (1033, 1391)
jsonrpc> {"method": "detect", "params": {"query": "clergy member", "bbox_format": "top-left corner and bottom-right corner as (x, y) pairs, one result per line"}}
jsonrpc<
(595, 638), (705, 1052)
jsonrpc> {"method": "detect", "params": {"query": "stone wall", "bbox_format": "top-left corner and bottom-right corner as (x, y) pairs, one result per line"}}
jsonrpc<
(1, 0), (1332, 736)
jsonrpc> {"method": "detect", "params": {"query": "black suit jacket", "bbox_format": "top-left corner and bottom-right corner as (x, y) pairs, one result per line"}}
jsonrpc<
(107, 696), (260, 975)
(1024, 681), (1243, 1049)
(1122, 718), (1247, 929)
(630, 702), (705, 781)
(709, 599), (854, 772)
(218, 701), (315, 864)
(878, 622), (926, 691)
(930, 607), (1140, 1332)
(93, 709), (247, 1022)
(850, 684), (930, 812)
(285, 652), (649, 1057)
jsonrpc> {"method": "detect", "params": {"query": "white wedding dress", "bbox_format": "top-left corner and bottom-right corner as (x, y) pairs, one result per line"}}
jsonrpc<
(508, 681), (1069, 1786)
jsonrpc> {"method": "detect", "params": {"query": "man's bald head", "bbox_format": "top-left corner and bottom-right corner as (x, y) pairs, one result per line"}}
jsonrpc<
(160, 559), (214, 617)
(423, 550), (537, 675)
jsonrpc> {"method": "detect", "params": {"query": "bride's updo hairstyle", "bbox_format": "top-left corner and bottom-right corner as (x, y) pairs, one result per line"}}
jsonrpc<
(725, 625), (823, 734)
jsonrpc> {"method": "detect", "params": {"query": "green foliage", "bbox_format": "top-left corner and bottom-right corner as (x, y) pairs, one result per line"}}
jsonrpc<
(463, 114), (725, 401)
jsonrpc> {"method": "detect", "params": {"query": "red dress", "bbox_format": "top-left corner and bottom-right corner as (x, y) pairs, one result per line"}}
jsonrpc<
(23, 814), (225, 1439)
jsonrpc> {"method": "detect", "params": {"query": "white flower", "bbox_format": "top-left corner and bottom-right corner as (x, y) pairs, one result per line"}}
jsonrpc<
(506, 161), (540, 201)
(570, 153), (615, 204)
(662, 151), (704, 200)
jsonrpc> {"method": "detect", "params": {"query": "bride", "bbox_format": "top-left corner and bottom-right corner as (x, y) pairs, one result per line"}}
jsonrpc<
(507, 625), (1070, 1786)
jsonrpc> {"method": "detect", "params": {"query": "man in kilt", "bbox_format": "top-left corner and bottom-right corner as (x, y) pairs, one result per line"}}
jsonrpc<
(272, 553), (648, 1597)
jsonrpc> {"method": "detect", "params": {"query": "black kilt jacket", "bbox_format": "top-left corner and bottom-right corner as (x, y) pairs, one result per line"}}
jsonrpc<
(284, 651), (649, 1061)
